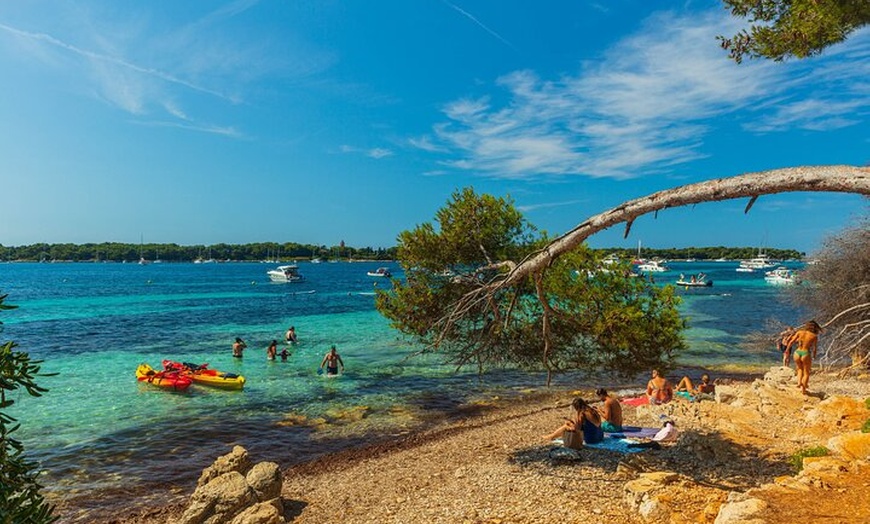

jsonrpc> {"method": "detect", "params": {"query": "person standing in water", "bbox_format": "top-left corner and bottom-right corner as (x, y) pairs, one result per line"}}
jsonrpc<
(232, 337), (247, 358)
(266, 340), (278, 361)
(285, 326), (297, 344)
(319, 345), (344, 376)
(786, 320), (822, 395)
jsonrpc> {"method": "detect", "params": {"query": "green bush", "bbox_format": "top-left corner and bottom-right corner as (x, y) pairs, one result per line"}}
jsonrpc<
(789, 446), (830, 473)
(864, 397), (870, 410)
(0, 293), (57, 523)
(862, 418), (870, 434)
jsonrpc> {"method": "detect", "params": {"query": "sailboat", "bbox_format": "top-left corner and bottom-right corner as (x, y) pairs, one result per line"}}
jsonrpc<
(138, 235), (149, 265)
(153, 247), (163, 264)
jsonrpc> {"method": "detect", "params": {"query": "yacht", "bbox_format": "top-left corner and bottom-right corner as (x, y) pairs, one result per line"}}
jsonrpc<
(737, 253), (777, 272)
(267, 265), (304, 283)
(367, 267), (392, 278)
(764, 267), (800, 285)
(636, 259), (669, 273)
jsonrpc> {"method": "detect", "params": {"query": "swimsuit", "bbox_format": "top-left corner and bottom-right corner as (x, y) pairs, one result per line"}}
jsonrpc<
(580, 417), (604, 444)
(795, 349), (809, 357)
(326, 366), (339, 375)
(601, 420), (622, 433)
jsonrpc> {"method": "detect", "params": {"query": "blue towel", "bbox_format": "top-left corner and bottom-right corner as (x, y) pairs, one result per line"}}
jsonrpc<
(585, 438), (649, 454)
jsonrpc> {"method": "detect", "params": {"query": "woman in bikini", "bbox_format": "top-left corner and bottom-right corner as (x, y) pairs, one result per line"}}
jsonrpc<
(786, 320), (822, 395)
(646, 369), (673, 405)
(543, 397), (604, 445)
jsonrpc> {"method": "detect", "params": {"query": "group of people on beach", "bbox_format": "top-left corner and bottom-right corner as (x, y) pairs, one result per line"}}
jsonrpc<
(777, 320), (823, 395)
(231, 328), (345, 376)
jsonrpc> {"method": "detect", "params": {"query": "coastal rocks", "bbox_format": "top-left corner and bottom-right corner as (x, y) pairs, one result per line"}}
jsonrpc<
(179, 446), (285, 524)
(623, 471), (680, 521)
(827, 432), (870, 460)
(763, 366), (795, 386)
(713, 492), (767, 524)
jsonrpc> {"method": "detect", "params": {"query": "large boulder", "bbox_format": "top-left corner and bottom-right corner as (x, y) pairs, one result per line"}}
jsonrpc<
(714, 492), (767, 524)
(180, 446), (286, 524)
(827, 432), (870, 460)
(180, 471), (258, 524)
(198, 445), (251, 488)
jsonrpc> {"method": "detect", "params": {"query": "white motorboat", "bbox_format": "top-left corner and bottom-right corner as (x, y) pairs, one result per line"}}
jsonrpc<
(367, 267), (392, 278)
(268, 265), (304, 283)
(764, 267), (800, 285)
(676, 273), (713, 287)
(636, 259), (668, 273)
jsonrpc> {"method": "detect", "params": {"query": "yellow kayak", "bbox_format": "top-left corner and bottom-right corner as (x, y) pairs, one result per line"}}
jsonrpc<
(162, 360), (245, 390)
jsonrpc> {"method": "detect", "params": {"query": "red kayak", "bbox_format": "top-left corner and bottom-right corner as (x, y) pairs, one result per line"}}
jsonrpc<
(162, 360), (246, 390)
(136, 363), (192, 390)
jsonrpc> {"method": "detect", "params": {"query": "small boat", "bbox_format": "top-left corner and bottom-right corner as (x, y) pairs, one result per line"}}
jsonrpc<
(136, 363), (192, 390)
(162, 360), (246, 390)
(267, 264), (304, 283)
(764, 267), (800, 285)
(367, 267), (392, 278)
(676, 273), (713, 287)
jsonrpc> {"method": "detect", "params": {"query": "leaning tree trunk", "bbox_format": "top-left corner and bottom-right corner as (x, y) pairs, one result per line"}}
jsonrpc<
(446, 165), (870, 336)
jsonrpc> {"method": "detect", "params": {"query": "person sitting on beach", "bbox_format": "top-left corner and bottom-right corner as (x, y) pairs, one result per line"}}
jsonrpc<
(646, 369), (673, 405)
(266, 340), (278, 361)
(319, 345), (344, 376)
(786, 320), (822, 396)
(675, 373), (715, 401)
(777, 326), (795, 368)
(543, 397), (604, 445)
(285, 326), (297, 344)
(232, 337), (247, 358)
(594, 388), (623, 432)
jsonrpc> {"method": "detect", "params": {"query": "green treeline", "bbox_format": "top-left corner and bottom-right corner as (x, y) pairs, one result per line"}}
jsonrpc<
(0, 242), (398, 263)
(0, 242), (802, 263)
(601, 245), (804, 262)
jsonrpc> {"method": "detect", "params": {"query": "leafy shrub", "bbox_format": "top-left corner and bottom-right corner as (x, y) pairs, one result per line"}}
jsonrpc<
(862, 418), (870, 434)
(789, 446), (830, 473)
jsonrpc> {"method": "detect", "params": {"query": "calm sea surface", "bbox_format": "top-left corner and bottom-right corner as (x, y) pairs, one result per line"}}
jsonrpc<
(0, 260), (804, 516)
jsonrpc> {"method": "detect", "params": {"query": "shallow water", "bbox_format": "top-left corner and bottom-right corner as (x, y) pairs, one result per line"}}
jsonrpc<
(0, 260), (803, 513)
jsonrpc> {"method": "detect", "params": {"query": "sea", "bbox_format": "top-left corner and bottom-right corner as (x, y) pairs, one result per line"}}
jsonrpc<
(0, 259), (805, 518)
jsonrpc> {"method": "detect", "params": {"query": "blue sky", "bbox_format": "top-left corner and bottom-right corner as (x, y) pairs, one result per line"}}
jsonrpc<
(0, 1), (867, 253)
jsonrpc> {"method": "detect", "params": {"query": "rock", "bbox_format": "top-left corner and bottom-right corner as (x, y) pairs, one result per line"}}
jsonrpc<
(245, 462), (282, 502)
(714, 492), (768, 524)
(229, 499), (284, 524)
(623, 471), (680, 517)
(763, 366), (795, 386)
(715, 385), (738, 405)
(198, 445), (251, 488)
(180, 471), (258, 524)
(827, 432), (870, 460)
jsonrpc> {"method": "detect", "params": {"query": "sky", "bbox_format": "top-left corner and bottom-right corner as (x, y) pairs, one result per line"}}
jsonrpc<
(0, 1), (867, 254)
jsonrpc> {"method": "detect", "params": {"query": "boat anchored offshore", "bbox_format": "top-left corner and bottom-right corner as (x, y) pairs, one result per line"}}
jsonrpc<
(367, 267), (392, 278)
(636, 259), (669, 273)
(268, 264), (304, 283)
(676, 273), (713, 287)
(764, 266), (800, 285)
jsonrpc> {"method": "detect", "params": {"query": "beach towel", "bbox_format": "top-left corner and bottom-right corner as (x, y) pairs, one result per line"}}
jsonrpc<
(621, 396), (649, 407)
(605, 426), (660, 439)
(550, 434), (655, 455)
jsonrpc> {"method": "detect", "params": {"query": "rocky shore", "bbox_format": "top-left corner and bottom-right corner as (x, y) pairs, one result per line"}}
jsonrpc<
(72, 368), (870, 523)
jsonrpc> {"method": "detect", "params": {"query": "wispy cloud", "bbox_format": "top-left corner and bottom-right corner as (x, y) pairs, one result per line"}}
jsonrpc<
(517, 199), (588, 213)
(420, 9), (869, 180)
(440, 0), (514, 50)
(340, 145), (394, 159)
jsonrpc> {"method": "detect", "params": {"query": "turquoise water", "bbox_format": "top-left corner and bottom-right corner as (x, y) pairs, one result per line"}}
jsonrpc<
(0, 260), (803, 516)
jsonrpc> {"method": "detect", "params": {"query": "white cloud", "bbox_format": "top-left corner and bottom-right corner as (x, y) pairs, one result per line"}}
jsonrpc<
(339, 145), (394, 159)
(427, 10), (869, 180)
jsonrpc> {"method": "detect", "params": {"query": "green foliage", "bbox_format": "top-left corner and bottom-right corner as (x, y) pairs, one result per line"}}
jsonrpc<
(719, 0), (870, 63)
(789, 446), (830, 472)
(865, 397), (870, 410)
(862, 418), (870, 434)
(0, 293), (57, 523)
(376, 188), (686, 381)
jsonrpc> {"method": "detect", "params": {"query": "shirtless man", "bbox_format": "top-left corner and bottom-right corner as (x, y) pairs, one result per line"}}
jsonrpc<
(232, 337), (247, 358)
(676, 373), (715, 400)
(595, 388), (623, 432)
(319, 345), (344, 376)
(786, 320), (822, 395)
(285, 326), (297, 344)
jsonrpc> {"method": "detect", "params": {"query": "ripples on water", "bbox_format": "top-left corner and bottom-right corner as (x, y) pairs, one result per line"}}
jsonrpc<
(0, 260), (804, 518)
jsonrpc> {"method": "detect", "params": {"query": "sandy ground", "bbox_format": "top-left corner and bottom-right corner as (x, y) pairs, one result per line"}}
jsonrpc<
(59, 369), (870, 524)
